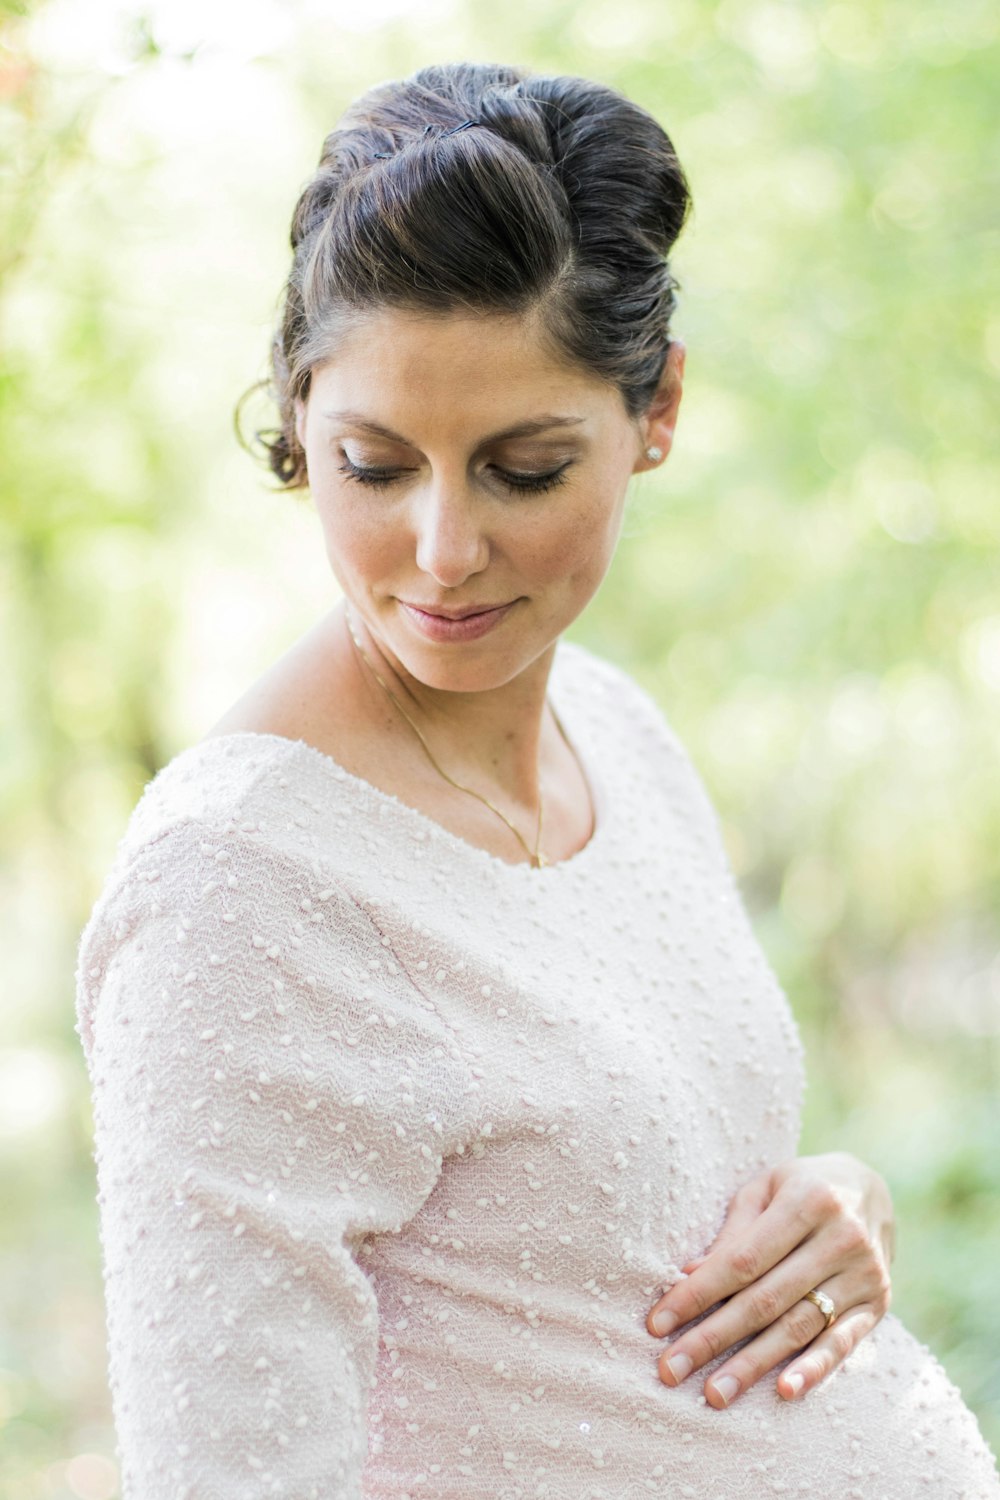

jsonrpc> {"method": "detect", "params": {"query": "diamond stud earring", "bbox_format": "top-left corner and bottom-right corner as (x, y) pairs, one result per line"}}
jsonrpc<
(645, 445), (663, 461)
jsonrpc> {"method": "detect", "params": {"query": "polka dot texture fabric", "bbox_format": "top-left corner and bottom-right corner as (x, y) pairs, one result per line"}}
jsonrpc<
(75, 640), (1000, 1499)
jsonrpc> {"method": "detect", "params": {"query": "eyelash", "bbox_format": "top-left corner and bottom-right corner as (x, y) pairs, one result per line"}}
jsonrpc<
(336, 457), (572, 495)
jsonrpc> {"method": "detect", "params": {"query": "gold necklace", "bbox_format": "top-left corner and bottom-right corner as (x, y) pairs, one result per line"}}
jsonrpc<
(344, 605), (551, 868)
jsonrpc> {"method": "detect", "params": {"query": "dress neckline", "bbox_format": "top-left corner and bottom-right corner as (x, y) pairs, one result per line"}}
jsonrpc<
(181, 643), (609, 881)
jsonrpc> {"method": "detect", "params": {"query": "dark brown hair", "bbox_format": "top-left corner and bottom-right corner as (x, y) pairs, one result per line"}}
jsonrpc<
(238, 61), (692, 491)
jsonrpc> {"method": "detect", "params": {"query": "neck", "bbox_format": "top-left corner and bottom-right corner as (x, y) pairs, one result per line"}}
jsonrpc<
(340, 598), (558, 813)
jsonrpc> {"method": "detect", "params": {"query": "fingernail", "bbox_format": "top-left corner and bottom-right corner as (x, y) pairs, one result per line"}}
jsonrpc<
(712, 1375), (740, 1406)
(784, 1372), (805, 1398)
(651, 1308), (678, 1336)
(665, 1352), (693, 1384)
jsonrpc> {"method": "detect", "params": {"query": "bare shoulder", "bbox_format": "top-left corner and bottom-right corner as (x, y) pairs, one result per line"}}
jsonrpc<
(198, 608), (355, 757)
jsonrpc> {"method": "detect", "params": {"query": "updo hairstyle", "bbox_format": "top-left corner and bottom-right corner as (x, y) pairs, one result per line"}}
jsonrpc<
(239, 61), (692, 490)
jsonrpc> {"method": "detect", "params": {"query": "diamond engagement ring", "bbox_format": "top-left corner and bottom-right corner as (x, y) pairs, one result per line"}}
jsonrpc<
(804, 1287), (837, 1329)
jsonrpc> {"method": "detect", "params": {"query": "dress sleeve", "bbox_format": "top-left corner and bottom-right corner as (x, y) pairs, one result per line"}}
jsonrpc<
(75, 816), (471, 1500)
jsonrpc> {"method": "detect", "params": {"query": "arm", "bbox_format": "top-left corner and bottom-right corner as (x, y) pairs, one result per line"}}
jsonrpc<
(607, 677), (895, 1405)
(76, 818), (469, 1499)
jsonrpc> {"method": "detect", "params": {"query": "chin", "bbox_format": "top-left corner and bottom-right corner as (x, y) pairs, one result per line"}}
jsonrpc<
(405, 653), (517, 692)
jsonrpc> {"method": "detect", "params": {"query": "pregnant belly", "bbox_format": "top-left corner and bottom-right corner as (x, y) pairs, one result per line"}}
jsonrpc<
(364, 1313), (1000, 1500)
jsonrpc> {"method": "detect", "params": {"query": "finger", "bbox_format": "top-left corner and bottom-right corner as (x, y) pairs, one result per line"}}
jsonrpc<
(649, 1201), (815, 1338)
(775, 1302), (880, 1401)
(680, 1179), (771, 1274)
(706, 1293), (877, 1410)
(777, 1300), (887, 1401)
(656, 1268), (858, 1391)
(652, 1180), (775, 1330)
(662, 1281), (863, 1408)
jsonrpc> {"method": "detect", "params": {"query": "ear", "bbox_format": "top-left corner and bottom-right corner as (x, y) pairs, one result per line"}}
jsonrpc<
(635, 339), (685, 472)
(293, 397), (307, 452)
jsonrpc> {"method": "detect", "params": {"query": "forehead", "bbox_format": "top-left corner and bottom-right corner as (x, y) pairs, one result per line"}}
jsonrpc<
(307, 306), (619, 434)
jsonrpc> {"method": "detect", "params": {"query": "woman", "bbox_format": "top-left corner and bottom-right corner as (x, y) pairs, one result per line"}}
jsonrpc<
(75, 61), (998, 1499)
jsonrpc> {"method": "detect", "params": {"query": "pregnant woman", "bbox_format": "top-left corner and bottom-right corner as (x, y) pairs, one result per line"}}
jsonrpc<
(75, 60), (999, 1499)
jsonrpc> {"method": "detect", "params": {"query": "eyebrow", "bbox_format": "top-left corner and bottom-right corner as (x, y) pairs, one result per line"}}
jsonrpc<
(321, 410), (586, 444)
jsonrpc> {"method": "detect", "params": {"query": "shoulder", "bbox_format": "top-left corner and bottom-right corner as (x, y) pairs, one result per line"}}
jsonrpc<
(118, 609), (359, 864)
(103, 734), (290, 882)
(73, 806), (379, 1063)
(199, 606), (351, 751)
(557, 637), (733, 855)
(555, 637), (687, 757)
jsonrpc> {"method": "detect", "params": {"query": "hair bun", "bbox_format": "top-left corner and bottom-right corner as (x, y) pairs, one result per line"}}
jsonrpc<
(244, 61), (691, 491)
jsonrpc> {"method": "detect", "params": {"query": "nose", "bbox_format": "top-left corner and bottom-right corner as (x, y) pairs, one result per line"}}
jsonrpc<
(412, 478), (490, 587)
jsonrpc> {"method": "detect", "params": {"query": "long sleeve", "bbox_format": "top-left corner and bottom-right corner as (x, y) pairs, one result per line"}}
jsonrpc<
(75, 815), (474, 1500)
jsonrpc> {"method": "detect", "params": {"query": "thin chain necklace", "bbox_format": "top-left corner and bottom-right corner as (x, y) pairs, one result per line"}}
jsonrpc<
(344, 605), (551, 868)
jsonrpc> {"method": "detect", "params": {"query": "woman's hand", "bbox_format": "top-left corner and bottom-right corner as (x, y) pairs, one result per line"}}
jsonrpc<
(646, 1151), (895, 1408)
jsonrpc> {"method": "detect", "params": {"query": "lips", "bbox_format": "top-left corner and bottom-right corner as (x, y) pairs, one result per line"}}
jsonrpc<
(399, 598), (518, 642)
(403, 602), (511, 620)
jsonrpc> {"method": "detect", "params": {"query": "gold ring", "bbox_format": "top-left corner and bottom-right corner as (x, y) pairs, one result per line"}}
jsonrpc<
(804, 1287), (837, 1329)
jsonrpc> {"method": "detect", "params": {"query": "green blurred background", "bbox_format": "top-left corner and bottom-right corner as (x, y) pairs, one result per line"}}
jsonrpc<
(2, 0), (998, 1493)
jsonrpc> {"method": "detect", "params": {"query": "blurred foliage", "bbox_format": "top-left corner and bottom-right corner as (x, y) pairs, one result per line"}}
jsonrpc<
(1, 0), (998, 1493)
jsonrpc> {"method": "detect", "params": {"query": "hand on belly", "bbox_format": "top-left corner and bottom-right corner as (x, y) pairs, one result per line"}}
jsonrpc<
(646, 1150), (895, 1409)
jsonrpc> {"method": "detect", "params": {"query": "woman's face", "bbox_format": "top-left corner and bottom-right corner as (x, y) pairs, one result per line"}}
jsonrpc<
(295, 306), (683, 695)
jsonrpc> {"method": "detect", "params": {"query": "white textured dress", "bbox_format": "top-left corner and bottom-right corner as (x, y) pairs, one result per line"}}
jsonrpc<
(75, 638), (1000, 1500)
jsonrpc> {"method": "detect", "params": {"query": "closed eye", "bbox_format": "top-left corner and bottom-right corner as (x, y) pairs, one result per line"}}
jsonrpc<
(337, 457), (573, 495)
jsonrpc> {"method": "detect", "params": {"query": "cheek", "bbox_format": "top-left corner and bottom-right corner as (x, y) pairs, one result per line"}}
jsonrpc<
(316, 494), (397, 579)
(528, 486), (625, 582)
